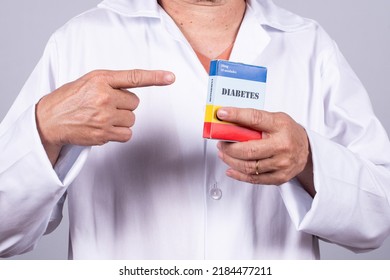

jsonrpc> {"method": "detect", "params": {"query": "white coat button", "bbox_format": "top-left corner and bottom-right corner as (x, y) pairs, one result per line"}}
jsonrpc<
(209, 185), (222, 200)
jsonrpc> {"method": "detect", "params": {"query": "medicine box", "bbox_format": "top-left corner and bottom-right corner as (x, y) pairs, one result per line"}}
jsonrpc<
(203, 60), (267, 142)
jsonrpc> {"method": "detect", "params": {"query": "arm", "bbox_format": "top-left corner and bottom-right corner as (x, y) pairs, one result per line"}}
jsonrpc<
(216, 43), (390, 251)
(0, 35), (175, 257)
(35, 69), (175, 166)
(0, 37), (77, 257)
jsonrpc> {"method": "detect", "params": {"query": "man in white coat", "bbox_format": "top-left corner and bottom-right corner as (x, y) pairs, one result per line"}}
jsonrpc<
(1, 0), (390, 259)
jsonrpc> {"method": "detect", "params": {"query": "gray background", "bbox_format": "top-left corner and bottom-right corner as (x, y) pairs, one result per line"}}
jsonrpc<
(1, 0), (389, 259)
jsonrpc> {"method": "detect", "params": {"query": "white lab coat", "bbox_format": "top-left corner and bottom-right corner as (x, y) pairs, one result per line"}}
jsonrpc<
(1, 0), (390, 259)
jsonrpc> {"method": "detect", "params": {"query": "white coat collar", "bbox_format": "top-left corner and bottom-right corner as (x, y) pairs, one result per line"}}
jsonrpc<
(97, 0), (312, 32)
(98, 0), (160, 18)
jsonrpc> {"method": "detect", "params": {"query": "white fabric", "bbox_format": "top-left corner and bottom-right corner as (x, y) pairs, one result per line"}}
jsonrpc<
(1, 0), (390, 259)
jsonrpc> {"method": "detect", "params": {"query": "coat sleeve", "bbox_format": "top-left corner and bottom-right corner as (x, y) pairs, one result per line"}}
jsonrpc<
(0, 36), (89, 257)
(279, 40), (390, 252)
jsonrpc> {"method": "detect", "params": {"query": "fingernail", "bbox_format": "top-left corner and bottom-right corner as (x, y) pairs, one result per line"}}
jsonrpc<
(164, 73), (175, 83)
(262, 132), (270, 139)
(226, 169), (234, 177)
(217, 142), (222, 149)
(217, 108), (228, 119)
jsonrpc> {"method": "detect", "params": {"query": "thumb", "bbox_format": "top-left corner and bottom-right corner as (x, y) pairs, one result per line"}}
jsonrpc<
(216, 107), (277, 133)
(106, 69), (175, 89)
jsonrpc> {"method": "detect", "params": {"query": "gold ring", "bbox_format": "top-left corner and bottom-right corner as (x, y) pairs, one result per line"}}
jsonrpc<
(255, 160), (260, 175)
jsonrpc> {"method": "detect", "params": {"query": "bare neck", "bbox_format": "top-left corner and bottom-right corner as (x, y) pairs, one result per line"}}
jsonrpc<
(159, 0), (246, 59)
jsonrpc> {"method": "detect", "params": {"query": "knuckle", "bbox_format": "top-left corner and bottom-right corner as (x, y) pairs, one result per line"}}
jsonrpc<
(95, 93), (111, 107)
(89, 69), (104, 77)
(276, 171), (291, 185)
(120, 90), (140, 110)
(86, 70), (109, 83)
(284, 137), (294, 150)
(274, 112), (291, 128)
(273, 136), (291, 155)
(125, 130), (133, 141)
(244, 144), (258, 159)
(243, 160), (254, 174)
(92, 129), (109, 146)
(123, 111), (136, 128)
(249, 109), (263, 126)
(92, 111), (110, 125)
(129, 94), (140, 110)
(83, 70), (99, 80)
(248, 174), (259, 185)
(118, 129), (133, 143)
(127, 69), (143, 87)
(129, 113), (136, 127)
(277, 157), (291, 169)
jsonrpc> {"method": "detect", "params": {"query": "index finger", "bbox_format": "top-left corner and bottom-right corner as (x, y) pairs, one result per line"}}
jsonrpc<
(216, 107), (277, 133)
(107, 69), (175, 89)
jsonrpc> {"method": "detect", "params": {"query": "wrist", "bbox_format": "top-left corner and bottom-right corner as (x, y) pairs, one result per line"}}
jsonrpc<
(296, 149), (315, 197)
(35, 98), (63, 165)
